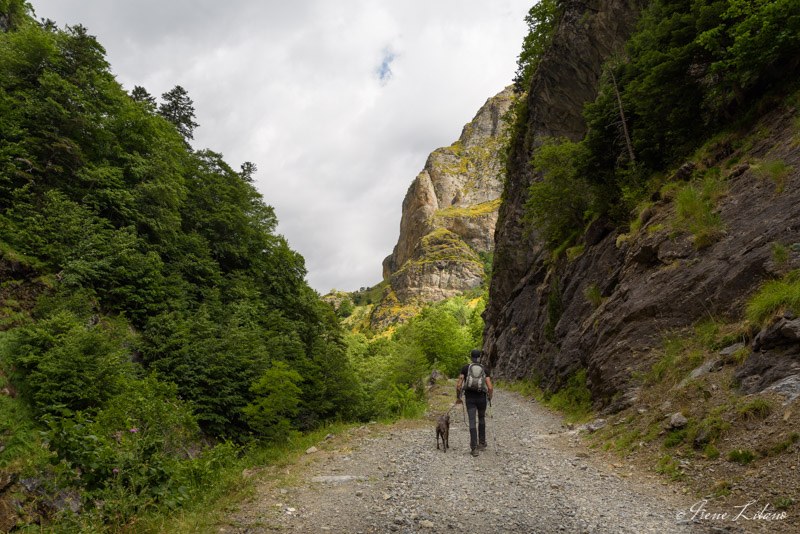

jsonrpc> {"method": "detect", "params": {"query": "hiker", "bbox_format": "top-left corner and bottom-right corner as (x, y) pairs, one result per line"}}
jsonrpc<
(456, 349), (493, 456)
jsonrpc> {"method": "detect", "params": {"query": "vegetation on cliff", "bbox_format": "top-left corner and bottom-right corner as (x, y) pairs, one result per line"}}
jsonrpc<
(512, 0), (560, 93)
(431, 198), (502, 222)
(493, 0), (800, 397)
(519, 0), (800, 249)
(392, 228), (482, 276)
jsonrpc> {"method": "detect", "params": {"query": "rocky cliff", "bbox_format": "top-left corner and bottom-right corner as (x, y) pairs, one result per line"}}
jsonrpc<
(487, 0), (644, 333)
(374, 87), (513, 326)
(484, 0), (800, 412)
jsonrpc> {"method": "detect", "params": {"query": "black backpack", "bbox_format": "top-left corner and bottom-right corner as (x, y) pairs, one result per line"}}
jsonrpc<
(464, 363), (487, 393)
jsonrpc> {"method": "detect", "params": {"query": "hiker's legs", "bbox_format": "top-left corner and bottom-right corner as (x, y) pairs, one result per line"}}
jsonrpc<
(476, 395), (487, 446)
(466, 399), (478, 450)
(466, 395), (487, 450)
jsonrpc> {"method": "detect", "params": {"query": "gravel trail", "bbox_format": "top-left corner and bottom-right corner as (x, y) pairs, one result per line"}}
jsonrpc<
(225, 387), (749, 533)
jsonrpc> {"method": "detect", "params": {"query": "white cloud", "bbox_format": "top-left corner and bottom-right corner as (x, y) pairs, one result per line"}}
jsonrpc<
(31, 0), (531, 292)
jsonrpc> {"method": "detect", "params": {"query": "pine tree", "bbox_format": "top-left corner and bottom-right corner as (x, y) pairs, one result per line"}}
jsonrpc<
(240, 161), (257, 182)
(158, 85), (199, 140)
(131, 85), (156, 110)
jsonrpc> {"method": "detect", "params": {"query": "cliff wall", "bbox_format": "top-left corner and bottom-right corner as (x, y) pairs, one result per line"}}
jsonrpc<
(487, 0), (644, 331)
(484, 0), (800, 411)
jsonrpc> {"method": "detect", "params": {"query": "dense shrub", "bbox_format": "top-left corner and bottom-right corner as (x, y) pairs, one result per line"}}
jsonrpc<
(0, 11), (371, 528)
(1, 308), (133, 416)
(243, 361), (303, 442)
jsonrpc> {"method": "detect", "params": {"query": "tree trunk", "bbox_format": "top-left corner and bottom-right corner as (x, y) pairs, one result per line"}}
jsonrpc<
(609, 69), (635, 164)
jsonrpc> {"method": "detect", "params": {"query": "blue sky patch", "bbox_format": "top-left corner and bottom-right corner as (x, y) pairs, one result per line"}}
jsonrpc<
(376, 51), (395, 84)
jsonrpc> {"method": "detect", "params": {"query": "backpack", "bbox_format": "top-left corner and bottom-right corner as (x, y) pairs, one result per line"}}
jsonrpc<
(464, 363), (487, 393)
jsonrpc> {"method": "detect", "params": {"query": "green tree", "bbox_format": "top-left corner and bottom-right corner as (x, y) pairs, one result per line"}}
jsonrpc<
(378, 339), (429, 414)
(697, 0), (800, 111)
(524, 138), (593, 248)
(403, 306), (472, 376)
(182, 150), (278, 272)
(243, 361), (303, 441)
(581, 0), (800, 197)
(0, 4), (364, 448)
(0, 0), (29, 30)
(158, 84), (199, 140)
(240, 161), (257, 182)
(513, 0), (559, 92)
(141, 304), (270, 439)
(468, 298), (486, 346)
(336, 297), (355, 318)
(131, 85), (156, 110)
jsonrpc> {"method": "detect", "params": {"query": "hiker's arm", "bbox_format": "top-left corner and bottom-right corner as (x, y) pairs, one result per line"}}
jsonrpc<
(456, 375), (464, 403)
(486, 376), (493, 400)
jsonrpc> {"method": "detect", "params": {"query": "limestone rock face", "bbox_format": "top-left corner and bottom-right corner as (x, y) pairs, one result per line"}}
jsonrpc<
(320, 293), (346, 310)
(380, 87), (512, 314)
(390, 229), (484, 303)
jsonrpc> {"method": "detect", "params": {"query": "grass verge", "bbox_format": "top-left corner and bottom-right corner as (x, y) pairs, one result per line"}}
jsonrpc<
(497, 369), (593, 423)
(130, 421), (362, 534)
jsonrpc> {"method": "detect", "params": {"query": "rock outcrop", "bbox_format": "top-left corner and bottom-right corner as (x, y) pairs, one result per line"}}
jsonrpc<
(483, 0), (800, 410)
(487, 0), (645, 336)
(376, 87), (513, 326)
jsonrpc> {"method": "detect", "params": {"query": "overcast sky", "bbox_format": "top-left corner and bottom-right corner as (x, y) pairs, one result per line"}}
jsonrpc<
(31, 0), (531, 293)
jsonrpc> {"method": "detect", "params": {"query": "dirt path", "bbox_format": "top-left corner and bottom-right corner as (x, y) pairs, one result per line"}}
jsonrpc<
(223, 386), (758, 533)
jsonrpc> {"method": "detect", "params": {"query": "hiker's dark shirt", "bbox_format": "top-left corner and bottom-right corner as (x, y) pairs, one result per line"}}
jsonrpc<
(460, 363), (490, 400)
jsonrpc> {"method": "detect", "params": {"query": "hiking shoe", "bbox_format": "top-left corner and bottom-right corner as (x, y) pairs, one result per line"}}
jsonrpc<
(471, 448), (479, 457)
(478, 442), (487, 450)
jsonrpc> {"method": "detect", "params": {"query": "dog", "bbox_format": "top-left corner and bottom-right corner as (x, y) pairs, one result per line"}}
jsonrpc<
(436, 413), (450, 452)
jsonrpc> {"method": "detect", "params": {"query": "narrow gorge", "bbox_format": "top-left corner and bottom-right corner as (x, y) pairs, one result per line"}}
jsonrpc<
(2, 0), (800, 531)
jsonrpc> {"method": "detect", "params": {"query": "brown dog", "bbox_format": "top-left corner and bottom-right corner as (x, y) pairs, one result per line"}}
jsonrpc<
(436, 414), (450, 452)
